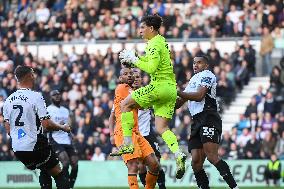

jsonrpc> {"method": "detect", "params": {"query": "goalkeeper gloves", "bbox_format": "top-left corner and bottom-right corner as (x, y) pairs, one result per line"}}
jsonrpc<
(119, 49), (139, 67)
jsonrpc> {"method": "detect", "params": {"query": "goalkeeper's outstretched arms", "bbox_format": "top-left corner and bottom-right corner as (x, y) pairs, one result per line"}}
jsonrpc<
(119, 48), (160, 74)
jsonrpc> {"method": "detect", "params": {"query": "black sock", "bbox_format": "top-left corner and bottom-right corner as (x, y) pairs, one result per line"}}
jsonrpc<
(157, 169), (166, 189)
(69, 164), (78, 188)
(214, 159), (237, 188)
(139, 172), (146, 186)
(62, 165), (69, 178)
(194, 169), (210, 189)
(39, 170), (52, 189)
(54, 171), (70, 189)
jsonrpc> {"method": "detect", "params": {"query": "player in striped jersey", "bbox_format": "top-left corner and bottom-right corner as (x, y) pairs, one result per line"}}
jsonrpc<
(40, 90), (78, 189)
(3, 66), (70, 189)
(176, 55), (239, 189)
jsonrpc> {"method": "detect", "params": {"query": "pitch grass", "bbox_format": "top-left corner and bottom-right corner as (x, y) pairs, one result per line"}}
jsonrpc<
(5, 187), (282, 189)
(75, 186), (283, 189)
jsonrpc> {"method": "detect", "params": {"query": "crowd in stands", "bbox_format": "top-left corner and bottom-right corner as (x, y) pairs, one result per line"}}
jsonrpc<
(0, 0), (283, 42)
(226, 57), (284, 160)
(0, 0), (283, 161)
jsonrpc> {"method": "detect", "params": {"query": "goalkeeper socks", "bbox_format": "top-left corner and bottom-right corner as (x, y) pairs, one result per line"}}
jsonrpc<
(161, 130), (179, 153)
(214, 159), (238, 189)
(145, 171), (159, 189)
(139, 172), (147, 186)
(157, 169), (166, 189)
(194, 169), (210, 189)
(128, 174), (139, 189)
(121, 112), (134, 136)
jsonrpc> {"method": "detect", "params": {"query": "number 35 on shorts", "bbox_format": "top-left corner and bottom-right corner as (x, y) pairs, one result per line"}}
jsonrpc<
(202, 127), (214, 136)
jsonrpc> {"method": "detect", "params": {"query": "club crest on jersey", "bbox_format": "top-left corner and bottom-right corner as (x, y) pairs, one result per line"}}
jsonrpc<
(201, 77), (212, 84)
(18, 128), (26, 139)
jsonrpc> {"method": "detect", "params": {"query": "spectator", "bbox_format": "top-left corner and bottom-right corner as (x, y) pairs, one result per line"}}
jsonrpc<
(274, 131), (284, 160)
(236, 128), (251, 147)
(263, 92), (279, 117)
(91, 147), (106, 161)
(260, 26), (274, 75)
(244, 97), (258, 117)
(261, 131), (276, 158)
(35, 2), (50, 23)
(261, 112), (275, 132)
(244, 133), (261, 159)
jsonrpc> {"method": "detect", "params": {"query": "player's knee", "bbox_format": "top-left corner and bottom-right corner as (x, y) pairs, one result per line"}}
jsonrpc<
(138, 163), (147, 173)
(191, 159), (203, 172)
(153, 163), (160, 174)
(61, 159), (70, 168)
(70, 156), (78, 168)
(127, 160), (139, 174)
(149, 161), (160, 174)
(206, 154), (219, 165)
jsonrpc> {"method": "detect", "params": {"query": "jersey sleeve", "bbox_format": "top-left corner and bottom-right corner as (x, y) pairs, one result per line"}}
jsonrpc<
(183, 82), (191, 93)
(199, 71), (215, 89)
(3, 101), (10, 123)
(135, 43), (161, 74)
(35, 93), (50, 120)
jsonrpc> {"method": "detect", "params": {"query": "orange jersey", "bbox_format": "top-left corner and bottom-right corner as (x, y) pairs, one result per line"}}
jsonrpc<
(113, 84), (154, 163)
(113, 84), (139, 136)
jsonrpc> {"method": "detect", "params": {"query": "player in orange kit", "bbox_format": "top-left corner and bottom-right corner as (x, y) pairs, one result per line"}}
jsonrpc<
(110, 67), (160, 189)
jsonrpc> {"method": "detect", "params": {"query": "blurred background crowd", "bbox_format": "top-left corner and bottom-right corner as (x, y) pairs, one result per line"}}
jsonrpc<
(0, 0), (284, 162)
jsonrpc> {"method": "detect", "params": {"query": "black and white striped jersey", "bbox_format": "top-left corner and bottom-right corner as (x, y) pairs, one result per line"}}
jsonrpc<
(138, 109), (151, 136)
(184, 70), (218, 116)
(47, 104), (71, 145)
(3, 88), (50, 151)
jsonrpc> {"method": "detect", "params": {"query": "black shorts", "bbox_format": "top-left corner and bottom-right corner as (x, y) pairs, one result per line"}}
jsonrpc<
(51, 141), (78, 157)
(14, 137), (59, 170)
(144, 134), (161, 158)
(188, 111), (222, 152)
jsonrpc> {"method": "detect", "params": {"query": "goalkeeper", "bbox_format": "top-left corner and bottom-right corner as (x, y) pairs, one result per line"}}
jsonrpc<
(114, 15), (186, 179)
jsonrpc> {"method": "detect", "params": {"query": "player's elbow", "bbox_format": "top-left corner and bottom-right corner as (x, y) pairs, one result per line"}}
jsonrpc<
(41, 119), (51, 130)
(41, 119), (48, 129)
(194, 96), (204, 102)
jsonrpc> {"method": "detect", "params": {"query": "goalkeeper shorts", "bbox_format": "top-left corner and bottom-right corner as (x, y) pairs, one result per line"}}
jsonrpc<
(132, 82), (177, 119)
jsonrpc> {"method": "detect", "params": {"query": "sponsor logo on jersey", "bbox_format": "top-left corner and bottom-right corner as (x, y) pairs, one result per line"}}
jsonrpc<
(18, 129), (26, 139)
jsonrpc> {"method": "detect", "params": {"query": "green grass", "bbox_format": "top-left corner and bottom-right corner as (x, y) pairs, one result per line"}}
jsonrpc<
(3, 187), (282, 189)
(71, 187), (282, 189)
(71, 188), (282, 189)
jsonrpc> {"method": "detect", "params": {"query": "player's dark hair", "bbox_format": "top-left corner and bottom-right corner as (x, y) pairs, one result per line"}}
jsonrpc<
(14, 65), (33, 81)
(196, 54), (210, 64)
(141, 14), (163, 31)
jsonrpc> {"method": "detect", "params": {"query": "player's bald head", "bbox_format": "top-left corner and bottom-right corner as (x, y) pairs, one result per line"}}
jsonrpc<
(120, 67), (132, 76)
(119, 67), (134, 85)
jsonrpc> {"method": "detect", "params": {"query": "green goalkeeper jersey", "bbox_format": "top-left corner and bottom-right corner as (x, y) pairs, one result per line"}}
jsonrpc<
(135, 34), (176, 85)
